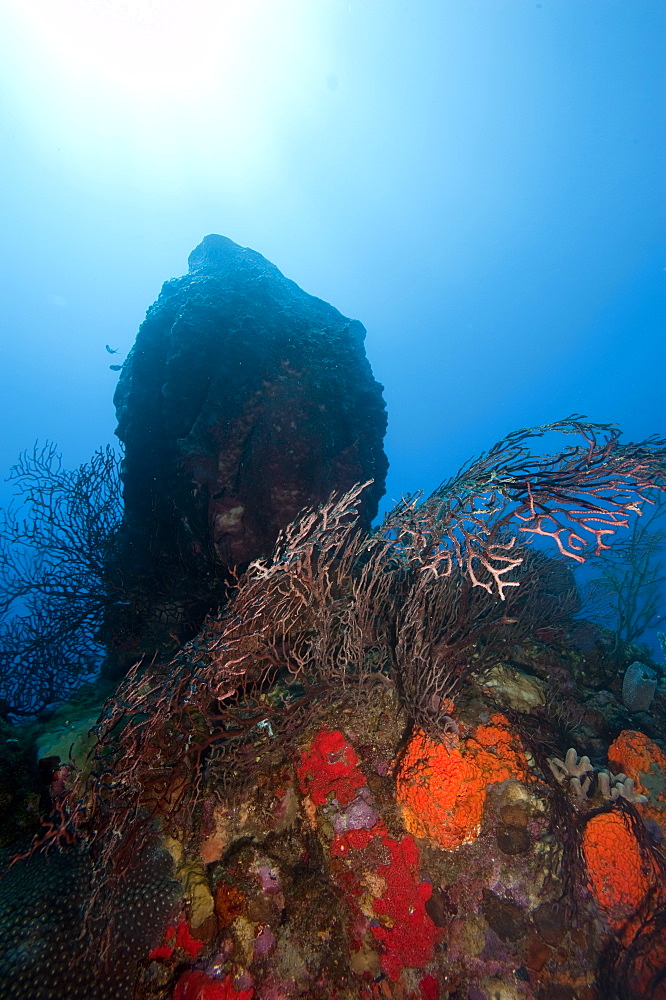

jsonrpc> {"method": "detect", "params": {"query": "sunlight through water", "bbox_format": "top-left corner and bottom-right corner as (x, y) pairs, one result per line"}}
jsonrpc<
(0, 0), (329, 188)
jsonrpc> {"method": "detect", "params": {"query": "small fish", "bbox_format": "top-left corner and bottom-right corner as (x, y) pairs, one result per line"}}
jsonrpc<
(109, 364), (123, 371)
(105, 344), (119, 354)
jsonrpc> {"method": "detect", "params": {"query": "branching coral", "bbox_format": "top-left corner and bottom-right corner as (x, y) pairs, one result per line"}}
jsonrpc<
(548, 747), (648, 807)
(382, 416), (666, 590)
(597, 772), (647, 806)
(586, 492), (666, 652)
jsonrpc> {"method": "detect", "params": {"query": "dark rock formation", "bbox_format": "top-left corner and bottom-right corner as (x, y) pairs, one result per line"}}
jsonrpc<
(105, 235), (387, 673)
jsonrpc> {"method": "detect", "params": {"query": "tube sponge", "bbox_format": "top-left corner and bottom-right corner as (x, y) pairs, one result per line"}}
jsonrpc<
(622, 661), (658, 713)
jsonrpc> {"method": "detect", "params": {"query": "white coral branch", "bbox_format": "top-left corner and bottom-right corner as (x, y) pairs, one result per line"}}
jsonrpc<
(598, 769), (648, 805)
(548, 747), (594, 783)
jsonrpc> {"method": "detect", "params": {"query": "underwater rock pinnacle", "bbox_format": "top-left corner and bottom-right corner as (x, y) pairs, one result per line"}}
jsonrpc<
(106, 234), (388, 674)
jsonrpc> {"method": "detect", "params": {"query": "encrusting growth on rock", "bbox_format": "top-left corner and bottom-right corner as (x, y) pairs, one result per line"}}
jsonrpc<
(396, 713), (528, 850)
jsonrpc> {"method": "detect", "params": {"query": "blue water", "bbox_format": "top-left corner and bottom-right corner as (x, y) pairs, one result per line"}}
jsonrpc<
(0, 0), (664, 641)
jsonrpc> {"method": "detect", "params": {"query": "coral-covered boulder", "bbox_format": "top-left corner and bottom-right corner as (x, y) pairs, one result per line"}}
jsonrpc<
(105, 235), (387, 671)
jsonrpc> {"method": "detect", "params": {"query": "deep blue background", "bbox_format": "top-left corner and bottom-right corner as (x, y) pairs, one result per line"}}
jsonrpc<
(0, 1), (663, 590)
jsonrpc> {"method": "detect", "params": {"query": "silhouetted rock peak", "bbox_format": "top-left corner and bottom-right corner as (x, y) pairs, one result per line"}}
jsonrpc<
(187, 234), (278, 278)
(105, 237), (388, 675)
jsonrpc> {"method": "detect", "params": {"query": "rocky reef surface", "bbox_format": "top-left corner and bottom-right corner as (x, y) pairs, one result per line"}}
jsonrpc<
(4, 640), (666, 1000)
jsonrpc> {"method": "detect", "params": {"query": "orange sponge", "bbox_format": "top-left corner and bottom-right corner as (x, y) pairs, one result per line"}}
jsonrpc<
(583, 811), (650, 928)
(608, 730), (666, 836)
(396, 713), (528, 850)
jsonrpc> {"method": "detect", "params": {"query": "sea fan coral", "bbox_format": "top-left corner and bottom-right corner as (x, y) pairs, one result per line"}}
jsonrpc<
(0, 444), (122, 715)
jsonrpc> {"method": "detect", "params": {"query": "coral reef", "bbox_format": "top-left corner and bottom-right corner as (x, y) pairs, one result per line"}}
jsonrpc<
(4, 415), (661, 996)
(2, 240), (666, 1000)
(35, 683), (654, 999)
(4, 618), (666, 998)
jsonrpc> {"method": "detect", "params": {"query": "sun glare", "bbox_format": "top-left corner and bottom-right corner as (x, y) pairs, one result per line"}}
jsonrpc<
(0, 0), (329, 189)
(8, 0), (272, 103)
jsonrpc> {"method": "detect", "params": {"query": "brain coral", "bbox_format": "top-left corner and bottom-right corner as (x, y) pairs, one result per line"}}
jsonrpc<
(396, 713), (528, 850)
